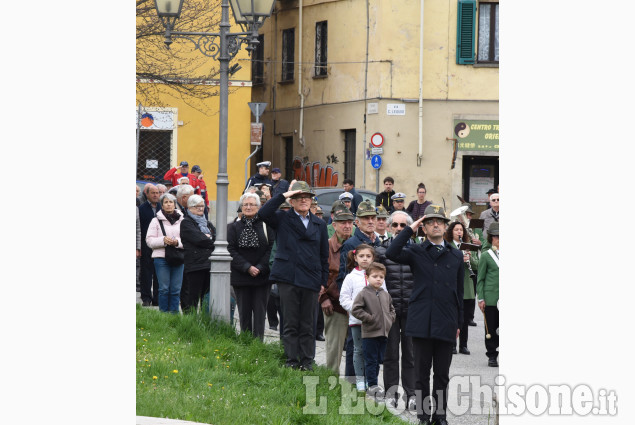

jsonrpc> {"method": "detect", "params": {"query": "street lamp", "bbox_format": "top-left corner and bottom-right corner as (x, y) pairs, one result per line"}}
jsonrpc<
(153, 0), (275, 322)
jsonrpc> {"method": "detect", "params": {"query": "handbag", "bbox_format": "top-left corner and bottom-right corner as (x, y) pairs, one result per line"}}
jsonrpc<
(158, 220), (184, 266)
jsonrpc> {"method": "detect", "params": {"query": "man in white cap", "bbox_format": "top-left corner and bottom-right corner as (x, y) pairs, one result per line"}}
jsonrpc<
(245, 160), (273, 191)
(338, 192), (354, 212)
(390, 192), (407, 213)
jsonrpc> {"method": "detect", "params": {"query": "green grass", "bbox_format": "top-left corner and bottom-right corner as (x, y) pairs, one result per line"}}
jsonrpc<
(136, 305), (406, 424)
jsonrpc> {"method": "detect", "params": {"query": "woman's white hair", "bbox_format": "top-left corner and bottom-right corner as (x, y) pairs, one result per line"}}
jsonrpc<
(187, 194), (205, 208)
(159, 193), (177, 206)
(239, 192), (261, 207)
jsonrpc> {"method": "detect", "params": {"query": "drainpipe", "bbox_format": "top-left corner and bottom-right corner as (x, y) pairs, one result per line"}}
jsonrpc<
(417, 0), (424, 166)
(298, 0), (305, 147)
(363, 0), (369, 188)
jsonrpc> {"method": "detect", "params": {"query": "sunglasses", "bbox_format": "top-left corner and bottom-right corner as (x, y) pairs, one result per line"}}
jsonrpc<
(490, 198), (499, 202)
(391, 222), (408, 228)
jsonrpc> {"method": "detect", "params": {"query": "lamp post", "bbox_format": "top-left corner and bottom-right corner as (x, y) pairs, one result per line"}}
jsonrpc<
(153, 0), (275, 322)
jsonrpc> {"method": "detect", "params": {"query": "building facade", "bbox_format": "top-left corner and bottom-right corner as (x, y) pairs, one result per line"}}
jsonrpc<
(252, 0), (498, 214)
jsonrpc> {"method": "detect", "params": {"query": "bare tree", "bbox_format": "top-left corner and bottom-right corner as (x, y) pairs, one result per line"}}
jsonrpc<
(136, 0), (224, 114)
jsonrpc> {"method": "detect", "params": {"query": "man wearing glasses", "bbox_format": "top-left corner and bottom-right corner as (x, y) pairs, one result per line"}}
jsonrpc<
(480, 193), (499, 239)
(386, 205), (464, 425)
(258, 180), (329, 371)
(375, 211), (417, 410)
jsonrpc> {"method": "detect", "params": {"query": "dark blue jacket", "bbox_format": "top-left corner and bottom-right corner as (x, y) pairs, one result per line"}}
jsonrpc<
(258, 193), (329, 292)
(348, 188), (363, 215)
(139, 201), (160, 253)
(336, 227), (380, 289)
(385, 227), (464, 343)
(245, 173), (272, 191)
(271, 178), (290, 198)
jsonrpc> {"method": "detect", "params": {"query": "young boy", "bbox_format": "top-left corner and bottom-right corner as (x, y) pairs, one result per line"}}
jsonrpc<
(351, 262), (396, 399)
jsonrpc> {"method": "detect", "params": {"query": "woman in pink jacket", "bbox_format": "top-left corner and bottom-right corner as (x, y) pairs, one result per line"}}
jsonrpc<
(145, 193), (184, 313)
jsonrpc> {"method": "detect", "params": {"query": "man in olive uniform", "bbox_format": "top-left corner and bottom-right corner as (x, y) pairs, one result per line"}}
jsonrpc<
(477, 222), (499, 367)
(386, 204), (464, 425)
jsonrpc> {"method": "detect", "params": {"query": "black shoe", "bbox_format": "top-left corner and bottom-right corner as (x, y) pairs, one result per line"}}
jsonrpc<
(316, 334), (325, 341)
(152, 301), (159, 306)
(142, 300), (151, 306)
(468, 320), (477, 326)
(452, 346), (457, 354)
(419, 420), (431, 425)
(488, 358), (499, 367)
(269, 325), (278, 331)
(300, 364), (314, 371)
(433, 419), (449, 425)
(459, 346), (470, 355)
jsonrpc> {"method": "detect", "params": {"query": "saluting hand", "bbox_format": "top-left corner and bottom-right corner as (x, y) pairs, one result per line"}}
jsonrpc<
(410, 216), (426, 232)
(282, 180), (301, 199)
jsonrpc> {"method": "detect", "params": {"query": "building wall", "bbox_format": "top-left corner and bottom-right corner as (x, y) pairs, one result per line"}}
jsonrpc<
(253, 0), (498, 210)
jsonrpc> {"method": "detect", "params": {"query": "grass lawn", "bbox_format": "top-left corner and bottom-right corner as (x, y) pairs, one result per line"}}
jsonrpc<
(136, 305), (407, 424)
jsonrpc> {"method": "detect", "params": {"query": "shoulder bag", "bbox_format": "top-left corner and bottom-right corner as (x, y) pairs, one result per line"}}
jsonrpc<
(158, 220), (184, 266)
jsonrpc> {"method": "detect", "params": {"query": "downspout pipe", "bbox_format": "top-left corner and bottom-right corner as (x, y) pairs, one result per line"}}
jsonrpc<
(417, 0), (424, 166)
(298, 0), (305, 147)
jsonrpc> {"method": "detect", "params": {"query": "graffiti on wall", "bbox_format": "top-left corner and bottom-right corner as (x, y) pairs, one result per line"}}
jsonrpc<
(292, 156), (339, 187)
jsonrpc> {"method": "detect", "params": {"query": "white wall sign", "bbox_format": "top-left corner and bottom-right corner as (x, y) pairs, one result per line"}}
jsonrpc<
(146, 159), (159, 169)
(136, 110), (174, 130)
(386, 103), (406, 116)
(469, 177), (495, 203)
(367, 103), (378, 114)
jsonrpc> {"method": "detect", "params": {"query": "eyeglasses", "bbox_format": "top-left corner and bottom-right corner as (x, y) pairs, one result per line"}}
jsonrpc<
(424, 218), (446, 225)
(391, 222), (407, 228)
(192, 205), (205, 209)
(490, 198), (499, 202)
(242, 203), (258, 207)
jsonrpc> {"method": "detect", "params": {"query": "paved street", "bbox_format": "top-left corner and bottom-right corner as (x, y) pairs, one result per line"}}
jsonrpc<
(136, 289), (498, 424)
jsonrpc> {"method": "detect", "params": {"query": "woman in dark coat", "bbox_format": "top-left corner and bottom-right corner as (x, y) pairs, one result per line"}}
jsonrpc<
(180, 194), (216, 313)
(227, 192), (275, 340)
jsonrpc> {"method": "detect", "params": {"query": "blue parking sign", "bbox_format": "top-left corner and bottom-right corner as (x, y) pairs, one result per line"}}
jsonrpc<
(371, 155), (382, 169)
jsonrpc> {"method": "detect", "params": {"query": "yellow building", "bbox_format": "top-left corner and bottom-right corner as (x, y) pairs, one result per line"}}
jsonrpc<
(252, 0), (498, 215)
(136, 0), (257, 213)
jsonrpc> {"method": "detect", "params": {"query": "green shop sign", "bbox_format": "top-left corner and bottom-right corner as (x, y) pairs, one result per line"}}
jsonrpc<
(453, 119), (499, 151)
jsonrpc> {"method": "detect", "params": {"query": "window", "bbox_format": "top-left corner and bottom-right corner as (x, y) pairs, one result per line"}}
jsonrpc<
(282, 28), (295, 81)
(343, 129), (356, 181)
(315, 21), (327, 77)
(456, 0), (476, 64)
(251, 34), (264, 85)
(477, 3), (499, 63)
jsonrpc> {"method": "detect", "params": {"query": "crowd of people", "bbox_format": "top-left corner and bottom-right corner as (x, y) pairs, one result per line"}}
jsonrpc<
(136, 161), (500, 425)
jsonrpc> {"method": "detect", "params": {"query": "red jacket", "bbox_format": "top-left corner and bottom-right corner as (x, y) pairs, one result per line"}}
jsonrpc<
(197, 178), (209, 206)
(164, 167), (199, 189)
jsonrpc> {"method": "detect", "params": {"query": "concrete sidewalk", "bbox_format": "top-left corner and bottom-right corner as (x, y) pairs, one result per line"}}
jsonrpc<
(136, 291), (498, 424)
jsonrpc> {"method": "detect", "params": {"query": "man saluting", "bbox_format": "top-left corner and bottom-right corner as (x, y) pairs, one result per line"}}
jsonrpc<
(385, 204), (464, 425)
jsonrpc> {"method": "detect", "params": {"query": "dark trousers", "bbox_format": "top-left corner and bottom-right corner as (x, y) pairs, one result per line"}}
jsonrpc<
(459, 299), (476, 348)
(384, 312), (415, 400)
(362, 337), (387, 388)
(139, 250), (158, 305)
(179, 272), (189, 312)
(412, 337), (453, 422)
(345, 328), (355, 377)
(278, 283), (318, 368)
(182, 269), (210, 313)
(233, 284), (271, 341)
(267, 288), (280, 328)
(484, 305), (499, 359)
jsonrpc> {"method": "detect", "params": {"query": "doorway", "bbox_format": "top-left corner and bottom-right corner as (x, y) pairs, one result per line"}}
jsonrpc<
(461, 155), (499, 217)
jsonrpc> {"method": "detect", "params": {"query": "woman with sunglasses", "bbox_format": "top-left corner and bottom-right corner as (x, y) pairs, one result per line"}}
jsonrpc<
(479, 193), (499, 239)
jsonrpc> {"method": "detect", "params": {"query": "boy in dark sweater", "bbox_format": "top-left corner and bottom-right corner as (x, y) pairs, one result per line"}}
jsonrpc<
(352, 262), (396, 398)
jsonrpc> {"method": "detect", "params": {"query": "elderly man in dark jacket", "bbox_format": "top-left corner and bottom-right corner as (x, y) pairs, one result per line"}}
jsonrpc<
(386, 204), (464, 425)
(376, 210), (416, 409)
(259, 180), (329, 371)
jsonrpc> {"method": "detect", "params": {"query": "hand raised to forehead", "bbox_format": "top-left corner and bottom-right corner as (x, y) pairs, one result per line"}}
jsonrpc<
(410, 215), (426, 232)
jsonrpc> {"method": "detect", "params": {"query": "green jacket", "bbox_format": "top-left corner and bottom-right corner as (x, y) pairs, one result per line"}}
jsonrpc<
(327, 224), (335, 238)
(476, 248), (499, 306)
(452, 241), (478, 299)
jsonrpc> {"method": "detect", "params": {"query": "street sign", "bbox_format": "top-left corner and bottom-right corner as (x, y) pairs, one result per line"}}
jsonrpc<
(250, 123), (263, 145)
(370, 147), (383, 155)
(248, 102), (267, 120)
(370, 132), (384, 147)
(387, 103), (406, 116)
(371, 155), (382, 169)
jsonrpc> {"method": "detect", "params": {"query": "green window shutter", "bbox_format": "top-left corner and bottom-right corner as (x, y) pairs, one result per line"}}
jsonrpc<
(457, 0), (476, 64)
